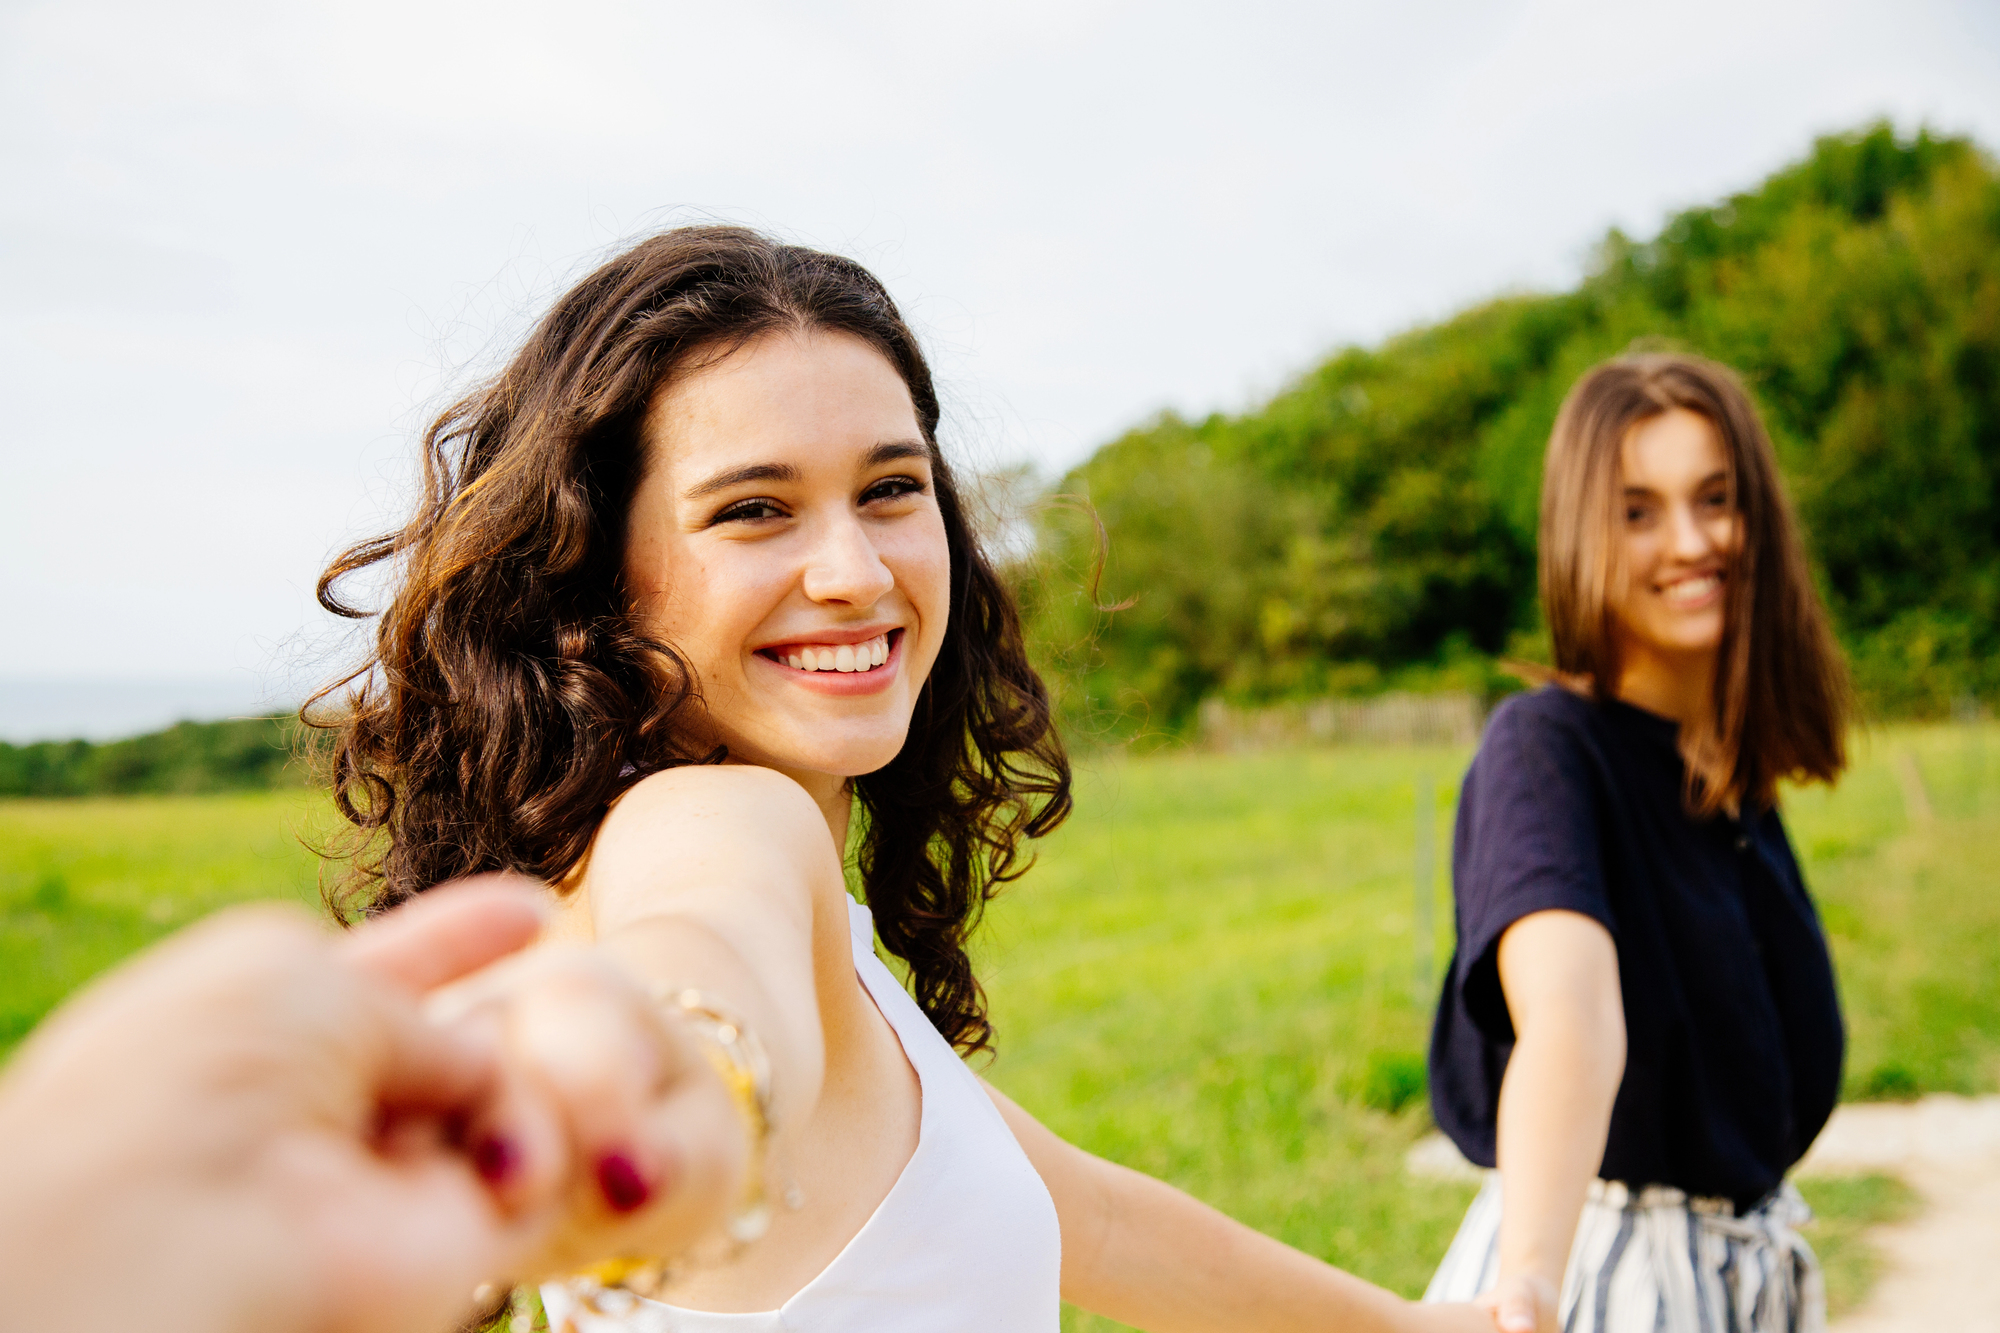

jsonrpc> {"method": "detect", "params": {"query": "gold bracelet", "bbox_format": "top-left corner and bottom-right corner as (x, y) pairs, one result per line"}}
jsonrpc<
(662, 986), (776, 1245)
(567, 986), (778, 1307)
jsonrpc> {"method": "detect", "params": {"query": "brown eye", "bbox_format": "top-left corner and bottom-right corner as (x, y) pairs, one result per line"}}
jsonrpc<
(714, 499), (785, 524)
(862, 476), (925, 504)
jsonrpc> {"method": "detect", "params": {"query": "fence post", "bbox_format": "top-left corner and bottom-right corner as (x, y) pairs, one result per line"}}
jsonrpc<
(1957, 695), (1986, 818)
(1415, 771), (1435, 994)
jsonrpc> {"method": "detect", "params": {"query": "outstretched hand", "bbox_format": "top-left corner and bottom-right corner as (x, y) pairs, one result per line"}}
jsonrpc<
(1388, 1273), (1559, 1333)
(1392, 1300), (1522, 1333)
(0, 873), (753, 1333)
(0, 875), (553, 1333)
(426, 938), (751, 1283)
(0, 872), (780, 1333)
(1481, 1273), (1560, 1333)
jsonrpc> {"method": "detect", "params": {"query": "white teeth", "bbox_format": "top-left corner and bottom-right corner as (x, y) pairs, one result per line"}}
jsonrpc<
(1662, 575), (1720, 608)
(775, 634), (893, 673)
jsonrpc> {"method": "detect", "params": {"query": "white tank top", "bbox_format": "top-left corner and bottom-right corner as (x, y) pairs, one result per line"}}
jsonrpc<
(542, 897), (1062, 1332)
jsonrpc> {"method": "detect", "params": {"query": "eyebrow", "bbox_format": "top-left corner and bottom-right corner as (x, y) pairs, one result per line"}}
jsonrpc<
(682, 462), (800, 501)
(1622, 469), (1730, 496)
(679, 440), (932, 501)
(865, 439), (931, 466)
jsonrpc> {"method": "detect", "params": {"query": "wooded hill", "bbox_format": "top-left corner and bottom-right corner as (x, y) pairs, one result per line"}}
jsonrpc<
(1016, 123), (2000, 735)
(0, 717), (304, 797)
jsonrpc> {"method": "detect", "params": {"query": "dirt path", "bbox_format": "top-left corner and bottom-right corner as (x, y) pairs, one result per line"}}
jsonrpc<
(1407, 1094), (2000, 1329)
(1804, 1095), (2000, 1331)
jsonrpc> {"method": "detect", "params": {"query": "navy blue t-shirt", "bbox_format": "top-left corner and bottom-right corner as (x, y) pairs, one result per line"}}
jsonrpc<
(1427, 686), (1845, 1210)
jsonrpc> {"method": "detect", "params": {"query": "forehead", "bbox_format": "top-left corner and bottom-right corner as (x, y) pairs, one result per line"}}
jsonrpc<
(642, 329), (921, 478)
(1620, 407), (1727, 489)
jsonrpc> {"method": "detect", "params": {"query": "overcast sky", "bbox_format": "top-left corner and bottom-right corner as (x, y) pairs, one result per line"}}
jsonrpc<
(3, 0), (1997, 731)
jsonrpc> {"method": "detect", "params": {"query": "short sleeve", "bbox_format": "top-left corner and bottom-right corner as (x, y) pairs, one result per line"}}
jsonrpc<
(1450, 693), (1618, 1042)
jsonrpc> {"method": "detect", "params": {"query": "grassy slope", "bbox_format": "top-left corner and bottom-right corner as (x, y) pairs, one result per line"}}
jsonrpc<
(977, 743), (1481, 1324)
(2, 724), (1993, 1327)
(972, 724), (2000, 1329)
(0, 791), (332, 1049)
(1793, 724), (2000, 1097)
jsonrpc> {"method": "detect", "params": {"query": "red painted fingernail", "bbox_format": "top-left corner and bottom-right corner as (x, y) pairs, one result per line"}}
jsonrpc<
(472, 1134), (519, 1185)
(596, 1152), (651, 1213)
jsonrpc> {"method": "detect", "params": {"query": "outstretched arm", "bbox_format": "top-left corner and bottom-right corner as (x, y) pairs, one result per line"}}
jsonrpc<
(984, 1082), (1494, 1333)
(1489, 909), (1625, 1333)
(575, 765), (838, 1130)
(476, 764), (850, 1274)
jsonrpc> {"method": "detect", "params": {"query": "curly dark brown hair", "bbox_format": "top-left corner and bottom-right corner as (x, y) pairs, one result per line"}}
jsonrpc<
(308, 225), (1071, 1054)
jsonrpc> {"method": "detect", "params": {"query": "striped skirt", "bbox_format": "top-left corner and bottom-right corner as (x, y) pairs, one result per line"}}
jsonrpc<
(1423, 1176), (1825, 1333)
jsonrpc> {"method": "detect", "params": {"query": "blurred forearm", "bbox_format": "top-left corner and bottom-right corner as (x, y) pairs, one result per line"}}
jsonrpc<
(1069, 1157), (1414, 1332)
(1493, 911), (1625, 1293)
(984, 1082), (1494, 1333)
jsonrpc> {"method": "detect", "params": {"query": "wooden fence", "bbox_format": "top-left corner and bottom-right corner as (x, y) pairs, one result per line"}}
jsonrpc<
(1196, 691), (1484, 751)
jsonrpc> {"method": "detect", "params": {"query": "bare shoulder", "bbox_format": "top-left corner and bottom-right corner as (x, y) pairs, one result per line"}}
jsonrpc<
(618, 761), (823, 809)
(579, 765), (844, 928)
(599, 764), (834, 856)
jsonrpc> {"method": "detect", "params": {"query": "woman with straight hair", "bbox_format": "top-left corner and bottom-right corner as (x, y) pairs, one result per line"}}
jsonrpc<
(1421, 352), (1850, 1333)
(313, 224), (1496, 1333)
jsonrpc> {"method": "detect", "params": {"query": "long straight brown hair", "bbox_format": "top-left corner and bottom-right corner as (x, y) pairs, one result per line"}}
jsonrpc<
(1540, 352), (1849, 814)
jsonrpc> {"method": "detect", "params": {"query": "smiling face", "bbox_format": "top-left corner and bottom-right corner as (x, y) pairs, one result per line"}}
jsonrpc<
(623, 329), (950, 791)
(1609, 406), (1743, 676)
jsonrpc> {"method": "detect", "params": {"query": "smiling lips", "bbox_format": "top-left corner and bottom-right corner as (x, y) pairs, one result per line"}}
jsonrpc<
(1658, 571), (1724, 610)
(766, 631), (894, 674)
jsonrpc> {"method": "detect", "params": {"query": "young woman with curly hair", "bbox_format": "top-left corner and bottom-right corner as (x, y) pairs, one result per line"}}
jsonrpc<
(313, 226), (1496, 1333)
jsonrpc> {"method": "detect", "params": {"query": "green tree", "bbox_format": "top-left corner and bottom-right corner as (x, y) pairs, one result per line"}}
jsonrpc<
(1020, 123), (2000, 733)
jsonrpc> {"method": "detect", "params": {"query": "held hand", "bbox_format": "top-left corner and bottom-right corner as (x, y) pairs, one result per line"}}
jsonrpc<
(1398, 1299), (1521, 1333)
(1482, 1273), (1560, 1333)
(0, 875), (552, 1333)
(432, 943), (752, 1282)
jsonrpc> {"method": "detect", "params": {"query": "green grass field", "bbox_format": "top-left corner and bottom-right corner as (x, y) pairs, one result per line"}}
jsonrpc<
(974, 726), (1998, 1328)
(0, 791), (333, 1049)
(2, 723), (1994, 1328)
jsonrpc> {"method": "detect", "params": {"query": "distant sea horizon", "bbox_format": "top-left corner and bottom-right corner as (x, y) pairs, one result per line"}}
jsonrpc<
(0, 677), (298, 744)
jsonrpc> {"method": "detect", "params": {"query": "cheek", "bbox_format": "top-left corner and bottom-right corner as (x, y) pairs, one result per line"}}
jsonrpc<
(1715, 515), (1745, 561)
(886, 517), (952, 622)
(1610, 535), (1650, 606)
(625, 546), (738, 664)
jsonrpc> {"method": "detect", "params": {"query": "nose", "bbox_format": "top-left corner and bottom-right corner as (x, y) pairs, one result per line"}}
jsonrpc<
(800, 512), (895, 608)
(1666, 498), (1714, 561)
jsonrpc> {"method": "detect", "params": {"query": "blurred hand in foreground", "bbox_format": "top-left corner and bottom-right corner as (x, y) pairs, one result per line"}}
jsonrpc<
(1484, 1273), (1561, 1333)
(0, 875), (744, 1333)
(428, 939), (750, 1285)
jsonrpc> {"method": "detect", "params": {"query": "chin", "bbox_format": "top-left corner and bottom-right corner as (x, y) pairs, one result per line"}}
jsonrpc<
(739, 728), (912, 781)
(1651, 625), (1725, 656)
(1678, 615), (1728, 649)
(823, 738), (913, 779)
